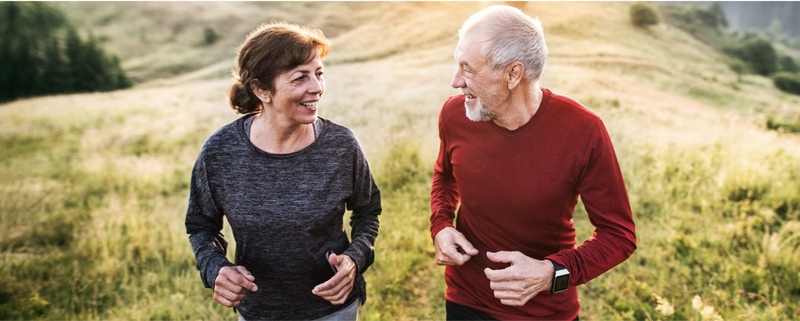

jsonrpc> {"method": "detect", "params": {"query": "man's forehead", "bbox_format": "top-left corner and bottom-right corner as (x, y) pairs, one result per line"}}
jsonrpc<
(453, 44), (466, 59)
(454, 34), (485, 62)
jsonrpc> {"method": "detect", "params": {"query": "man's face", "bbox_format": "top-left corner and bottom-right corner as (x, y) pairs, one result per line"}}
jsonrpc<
(451, 32), (507, 122)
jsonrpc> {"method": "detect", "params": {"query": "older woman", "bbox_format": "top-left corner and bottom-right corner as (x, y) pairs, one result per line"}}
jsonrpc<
(185, 22), (381, 320)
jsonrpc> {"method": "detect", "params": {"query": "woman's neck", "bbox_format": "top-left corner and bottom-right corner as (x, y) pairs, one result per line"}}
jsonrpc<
(249, 113), (315, 154)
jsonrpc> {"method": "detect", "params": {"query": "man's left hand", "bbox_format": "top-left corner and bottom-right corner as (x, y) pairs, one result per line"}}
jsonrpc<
(312, 253), (357, 305)
(483, 251), (554, 306)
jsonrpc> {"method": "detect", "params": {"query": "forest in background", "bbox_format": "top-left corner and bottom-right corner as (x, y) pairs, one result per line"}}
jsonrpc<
(0, 3), (131, 103)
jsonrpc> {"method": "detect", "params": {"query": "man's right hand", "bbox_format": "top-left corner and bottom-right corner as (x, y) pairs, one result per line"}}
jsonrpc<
(213, 265), (258, 307)
(434, 226), (479, 266)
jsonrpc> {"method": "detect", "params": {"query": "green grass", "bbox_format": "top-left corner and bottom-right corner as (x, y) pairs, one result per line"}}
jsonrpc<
(2, 2), (800, 320)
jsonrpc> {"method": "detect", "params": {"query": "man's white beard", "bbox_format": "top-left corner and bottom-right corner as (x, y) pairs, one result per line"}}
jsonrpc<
(465, 100), (493, 122)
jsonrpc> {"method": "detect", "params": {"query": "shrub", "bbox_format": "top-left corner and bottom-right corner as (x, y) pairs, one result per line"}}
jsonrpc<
(725, 34), (778, 76)
(778, 55), (800, 73)
(659, 4), (730, 51)
(772, 72), (800, 95)
(630, 3), (660, 28)
(722, 57), (747, 76)
(766, 113), (800, 133)
(203, 26), (219, 45)
(742, 36), (778, 76)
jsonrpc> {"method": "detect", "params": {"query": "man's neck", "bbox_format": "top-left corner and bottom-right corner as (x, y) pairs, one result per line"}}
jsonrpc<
(493, 84), (543, 130)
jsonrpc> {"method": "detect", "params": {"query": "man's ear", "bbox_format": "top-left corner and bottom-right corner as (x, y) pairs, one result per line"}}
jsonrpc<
(250, 80), (271, 103)
(506, 62), (524, 90)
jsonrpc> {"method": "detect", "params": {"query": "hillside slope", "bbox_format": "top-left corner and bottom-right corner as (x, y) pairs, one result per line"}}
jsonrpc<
(51, 1), (800, 146)
(55, 2), (396, 83)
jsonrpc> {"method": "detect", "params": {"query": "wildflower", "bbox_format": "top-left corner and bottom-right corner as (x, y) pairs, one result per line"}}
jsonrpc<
(692, 295), (703, 310)
(692, 295), (724, 321)
(652, 293), (674, 316)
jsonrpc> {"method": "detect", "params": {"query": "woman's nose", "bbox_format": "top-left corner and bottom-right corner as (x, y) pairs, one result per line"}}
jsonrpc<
(309, 77), (324, 94)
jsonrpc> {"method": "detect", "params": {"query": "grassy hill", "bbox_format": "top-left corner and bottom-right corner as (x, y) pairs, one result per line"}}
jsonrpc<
(2, 2), (800, 320)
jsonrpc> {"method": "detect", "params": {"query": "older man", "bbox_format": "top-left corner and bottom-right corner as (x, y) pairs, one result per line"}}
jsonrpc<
(430, 5), (637, 320)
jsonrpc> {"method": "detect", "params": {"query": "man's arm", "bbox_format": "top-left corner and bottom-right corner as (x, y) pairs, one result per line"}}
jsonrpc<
(430, 103), (478, 265)
(546, 119), (637, 286)
(482, 119), (636, 306)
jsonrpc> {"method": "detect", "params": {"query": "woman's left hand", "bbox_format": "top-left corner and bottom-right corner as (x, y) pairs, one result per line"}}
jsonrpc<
(312, 253), (356, 305)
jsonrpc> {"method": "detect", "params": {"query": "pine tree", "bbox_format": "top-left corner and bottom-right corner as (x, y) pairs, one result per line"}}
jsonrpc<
(14, 35), (40, 98)
(65, 27), (89, 93)
(82, 34), (109, 91)
(109, 56), (133, 90)
(39, 38), (70, 95)
(0, 3), (22, 101)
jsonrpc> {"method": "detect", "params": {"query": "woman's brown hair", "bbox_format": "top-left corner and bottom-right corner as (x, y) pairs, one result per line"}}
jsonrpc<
(228, 22), (332, 114)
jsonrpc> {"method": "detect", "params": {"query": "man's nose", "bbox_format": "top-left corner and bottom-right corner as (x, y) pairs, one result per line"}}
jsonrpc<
(451, 69), (465, 89)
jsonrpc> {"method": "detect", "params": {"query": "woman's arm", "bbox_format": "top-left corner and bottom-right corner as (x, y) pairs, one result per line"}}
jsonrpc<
(185, 154), (235, 288)
(343, 143), (381, 274)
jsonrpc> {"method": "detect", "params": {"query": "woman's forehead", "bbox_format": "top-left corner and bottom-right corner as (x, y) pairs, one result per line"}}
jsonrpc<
(286, 55), (324, 73)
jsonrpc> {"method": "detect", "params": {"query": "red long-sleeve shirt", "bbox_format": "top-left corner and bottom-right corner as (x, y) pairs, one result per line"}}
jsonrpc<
(430, 89), (636, 320)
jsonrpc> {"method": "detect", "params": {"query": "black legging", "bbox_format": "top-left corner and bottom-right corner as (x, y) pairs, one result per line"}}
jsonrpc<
(446, 301), (497, 320)
(445, 300), (580, 321)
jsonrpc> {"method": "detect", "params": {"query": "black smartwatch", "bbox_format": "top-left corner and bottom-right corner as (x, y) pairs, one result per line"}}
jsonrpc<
(549, 260), (570, 294)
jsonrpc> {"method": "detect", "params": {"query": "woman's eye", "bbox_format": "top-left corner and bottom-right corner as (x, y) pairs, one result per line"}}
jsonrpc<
(294, 75), (307, 82)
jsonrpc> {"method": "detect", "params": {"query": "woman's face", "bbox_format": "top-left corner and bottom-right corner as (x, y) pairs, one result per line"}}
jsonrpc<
(266, 53), (325, 126)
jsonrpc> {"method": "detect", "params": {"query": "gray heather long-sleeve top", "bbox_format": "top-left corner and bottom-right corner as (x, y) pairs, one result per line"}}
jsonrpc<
(185, 115), (381, 320)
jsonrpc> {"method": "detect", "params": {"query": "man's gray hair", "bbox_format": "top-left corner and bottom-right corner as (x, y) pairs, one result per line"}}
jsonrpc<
(458, 5), (548, 81)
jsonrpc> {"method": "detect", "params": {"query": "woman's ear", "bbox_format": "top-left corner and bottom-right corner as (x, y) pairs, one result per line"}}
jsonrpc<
(250, 80), (271, 104)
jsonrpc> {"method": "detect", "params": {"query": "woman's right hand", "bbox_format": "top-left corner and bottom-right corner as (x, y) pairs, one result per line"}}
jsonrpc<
(213, 265), (258, 307)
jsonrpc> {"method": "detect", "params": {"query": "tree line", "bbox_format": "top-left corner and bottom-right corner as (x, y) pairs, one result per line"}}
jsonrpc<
(658, 3), (800, 97)
(631, 2), (800, 132)
(0, 3), (131, 103)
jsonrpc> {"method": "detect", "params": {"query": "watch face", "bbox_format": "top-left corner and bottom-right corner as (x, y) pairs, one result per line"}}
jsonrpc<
(553, 273), (569, 291)
(552, 269), (570, 293)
